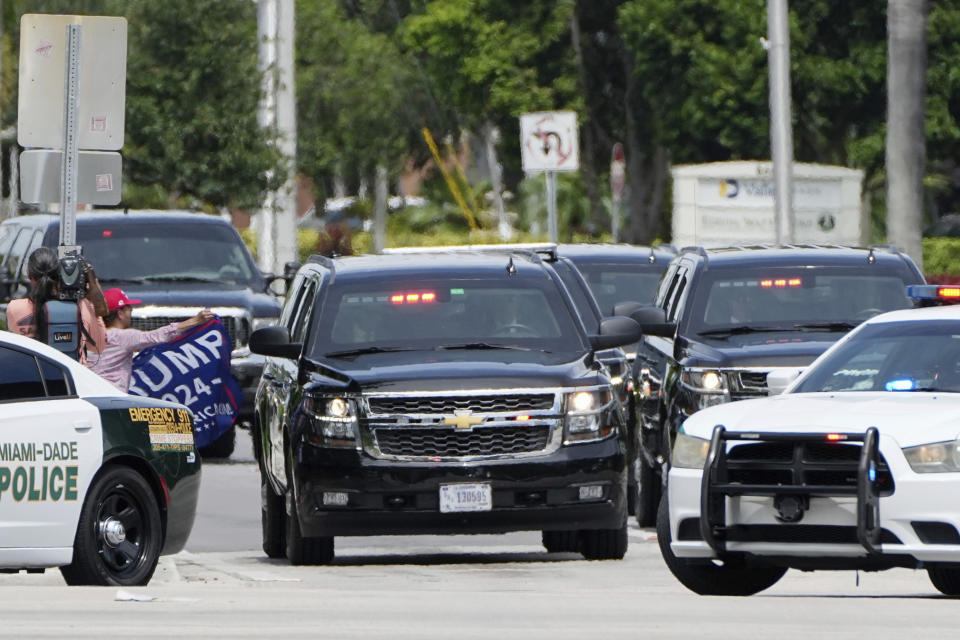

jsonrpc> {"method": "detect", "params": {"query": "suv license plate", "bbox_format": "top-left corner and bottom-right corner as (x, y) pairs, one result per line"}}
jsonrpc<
(439, 483), (492, 513)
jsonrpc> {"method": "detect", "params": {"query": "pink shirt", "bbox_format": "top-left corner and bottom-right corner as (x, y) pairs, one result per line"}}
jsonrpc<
(88, 323), (180, 392)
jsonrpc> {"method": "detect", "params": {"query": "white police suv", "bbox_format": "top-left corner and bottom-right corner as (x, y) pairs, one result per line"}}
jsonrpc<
(0, 330), (201, 585)
(659, 286), (960, 596)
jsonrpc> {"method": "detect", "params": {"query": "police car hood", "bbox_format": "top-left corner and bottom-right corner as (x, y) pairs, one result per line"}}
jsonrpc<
(112, 282), (281, 317)
(303, 350), (605, 392)
(681, 392), (960, 449)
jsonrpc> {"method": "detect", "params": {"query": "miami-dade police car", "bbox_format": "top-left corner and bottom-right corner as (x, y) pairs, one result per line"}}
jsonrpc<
(660, 286), (960, 596)
(0, 330), (201, 586)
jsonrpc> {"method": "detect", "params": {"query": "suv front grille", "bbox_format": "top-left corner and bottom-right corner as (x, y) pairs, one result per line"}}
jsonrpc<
(374, 425), (551, 457)
(368, 393), (555, 415)
(132, 311), (250, 351)
(737, 371), (768, 391)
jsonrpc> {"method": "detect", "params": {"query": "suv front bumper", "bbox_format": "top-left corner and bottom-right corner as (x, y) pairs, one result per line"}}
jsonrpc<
(292, 437), (627, 537)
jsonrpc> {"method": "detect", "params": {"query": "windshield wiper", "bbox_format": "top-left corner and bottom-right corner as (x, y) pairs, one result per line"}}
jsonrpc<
(793, 322), (858, 332)
(323, 346), (421, 359)
(437, 342), (531, 351)
(139, 276), (221, 283)
(97, 277), (148, 285)
(697, 326), (787, 338)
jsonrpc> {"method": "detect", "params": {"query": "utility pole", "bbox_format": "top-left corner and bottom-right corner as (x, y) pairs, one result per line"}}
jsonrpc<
(767, 0), (795, 245)
(257, 0), (298, 275)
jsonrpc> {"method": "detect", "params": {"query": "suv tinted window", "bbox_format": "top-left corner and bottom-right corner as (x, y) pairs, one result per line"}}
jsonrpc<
(310, 275), (586, 357)
(576, 263), (664, 311)
(74, 223), (258, 285)
(686, 267), (912, 334)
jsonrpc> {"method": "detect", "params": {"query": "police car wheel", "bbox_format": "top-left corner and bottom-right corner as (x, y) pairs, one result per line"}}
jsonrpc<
(261, 476), (286, 559)
(285, 491), (334, 565)
(580, 522), (628, 560)
(60, 466), (162, 586)
(927, 565), (960, 596)
(656, 493), (785, 596)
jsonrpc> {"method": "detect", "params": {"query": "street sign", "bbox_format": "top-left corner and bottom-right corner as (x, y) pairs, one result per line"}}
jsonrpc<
(610, 142), (626, 202)
(18, 14), (127, 150)
(20, 150), (122, 205)
(519, 111), (579, 172)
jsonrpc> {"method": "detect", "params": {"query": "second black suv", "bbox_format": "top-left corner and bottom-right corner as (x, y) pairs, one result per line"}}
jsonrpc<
(250, 250), (642, 564)
(628, 244), (925, 525)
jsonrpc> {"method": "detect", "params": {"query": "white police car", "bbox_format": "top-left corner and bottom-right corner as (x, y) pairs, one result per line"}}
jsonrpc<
(659, 286), (960, 596)
(0, 330), (201, 586)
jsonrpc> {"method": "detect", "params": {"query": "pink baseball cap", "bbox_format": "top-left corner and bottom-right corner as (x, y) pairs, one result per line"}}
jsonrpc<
(104, 288), (142, 312)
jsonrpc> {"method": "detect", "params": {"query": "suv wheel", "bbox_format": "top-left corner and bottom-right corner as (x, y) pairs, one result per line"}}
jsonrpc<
(580, 523), (628, 560)
(199, 427), (236, 459)
(261, 477), (285, 559)
(285, 492), (334, 565)
(542, 530), (579, 553)
(634, 457), (661, 527)
(656, 493), (785, 595)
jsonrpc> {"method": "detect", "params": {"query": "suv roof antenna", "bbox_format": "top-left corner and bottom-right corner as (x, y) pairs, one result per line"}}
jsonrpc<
(506, 255), (518, 275)
(648, 247), (657, 263)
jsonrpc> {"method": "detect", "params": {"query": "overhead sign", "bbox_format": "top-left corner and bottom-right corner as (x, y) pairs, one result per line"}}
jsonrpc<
(18, 14), (127, 150)
(519, 111), (579, 172)
(19, 150), (122, 205)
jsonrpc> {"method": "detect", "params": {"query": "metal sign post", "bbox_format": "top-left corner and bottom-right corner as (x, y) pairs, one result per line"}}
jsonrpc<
(519, 111), (580, 243)
(58, 23), (81, 253)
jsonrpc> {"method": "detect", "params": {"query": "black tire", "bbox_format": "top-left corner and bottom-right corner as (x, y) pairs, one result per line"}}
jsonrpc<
(60, 466), (163, 586)
(656, 493), (786, 596)
(285, 492), (334, 565)
(199, 426), (236, 459)
(928, 566), (960, 596)
(635, 457), (661, 528)
(542, 530), (579, 553)
(580, 523), (628, 560)
(261, 476), (286, 559)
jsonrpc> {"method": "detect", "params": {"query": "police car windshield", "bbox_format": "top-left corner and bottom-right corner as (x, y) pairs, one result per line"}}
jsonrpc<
(73, 223), (258, 284)
(310, 275), (588, 358)
(794, 320), (960, 393)
(688, 267), (912, 337)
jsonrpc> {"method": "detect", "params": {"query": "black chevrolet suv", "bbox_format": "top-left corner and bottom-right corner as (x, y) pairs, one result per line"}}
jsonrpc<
(249, 250), (643, 564)
(627, 244), (925, 526)
(0, 210), (285, 457)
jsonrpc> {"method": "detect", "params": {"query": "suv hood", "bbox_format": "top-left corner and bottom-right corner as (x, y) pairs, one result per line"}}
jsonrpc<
(303, 350), (606, 393)
(684, 335), (837, 368)
(110, 282), (281, 317)
(682, 391), (960, 449)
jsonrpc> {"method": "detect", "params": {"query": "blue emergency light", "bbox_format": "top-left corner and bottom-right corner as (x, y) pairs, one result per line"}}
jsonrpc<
(906, 285), (960, 302)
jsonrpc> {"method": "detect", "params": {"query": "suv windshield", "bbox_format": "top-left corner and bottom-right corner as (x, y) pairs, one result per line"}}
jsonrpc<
(74, 223), (258, 284)
(687, 267), (912, 337)
(794, 320), (960, 393)
(309, 275), (587, 358)
(575, 262), (664, 312)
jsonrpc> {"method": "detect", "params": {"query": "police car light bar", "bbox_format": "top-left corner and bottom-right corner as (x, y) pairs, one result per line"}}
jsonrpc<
(906, 285), (960, 301)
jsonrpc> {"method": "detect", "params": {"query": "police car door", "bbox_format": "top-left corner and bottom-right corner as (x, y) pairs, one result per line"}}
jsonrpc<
(0, 344), (102, 552)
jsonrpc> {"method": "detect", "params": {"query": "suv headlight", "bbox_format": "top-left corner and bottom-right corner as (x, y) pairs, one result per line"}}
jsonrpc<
(302, 394), (359, 449)
(904, 439), (960, 473)
(681, 367), (730, 409)
(672, 431), (710, 469)
(564, 387), (615, 444)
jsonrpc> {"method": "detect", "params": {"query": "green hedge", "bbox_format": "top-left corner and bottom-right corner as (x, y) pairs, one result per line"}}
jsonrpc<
(923, 237), (960, 277)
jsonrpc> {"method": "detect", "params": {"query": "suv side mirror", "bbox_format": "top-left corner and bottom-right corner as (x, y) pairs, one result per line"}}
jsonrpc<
(250, 326), (302, 359)
(766, 368), (803, 395)
(589, 316), (643, 351)
(613, 302), (675, 338)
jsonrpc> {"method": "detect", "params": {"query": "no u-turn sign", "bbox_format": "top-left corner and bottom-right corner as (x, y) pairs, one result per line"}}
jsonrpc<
(519, 111), (579, 172)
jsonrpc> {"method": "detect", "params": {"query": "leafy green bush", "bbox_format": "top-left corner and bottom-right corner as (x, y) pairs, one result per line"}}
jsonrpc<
(923, 237), (960, 276)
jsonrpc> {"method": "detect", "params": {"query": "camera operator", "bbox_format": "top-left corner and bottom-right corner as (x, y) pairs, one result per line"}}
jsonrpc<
(5, 246), (107, 365)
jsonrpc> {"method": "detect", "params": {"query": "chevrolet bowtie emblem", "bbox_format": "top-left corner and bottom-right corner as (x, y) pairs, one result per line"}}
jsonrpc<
(444, 411), (483, 430)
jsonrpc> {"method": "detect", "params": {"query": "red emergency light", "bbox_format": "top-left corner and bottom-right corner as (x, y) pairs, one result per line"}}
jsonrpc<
(390, 291), (437, 305)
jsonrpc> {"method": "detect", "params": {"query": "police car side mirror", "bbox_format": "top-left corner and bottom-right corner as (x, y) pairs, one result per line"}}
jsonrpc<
(589, 316), (643, 351)
(766, 368), (803, 395)
(250, 326), (302, 359)
(615, 302), (675, 338)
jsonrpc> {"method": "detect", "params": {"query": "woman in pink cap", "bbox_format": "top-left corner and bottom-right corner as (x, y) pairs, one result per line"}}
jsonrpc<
(89, 288), (214, 392)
